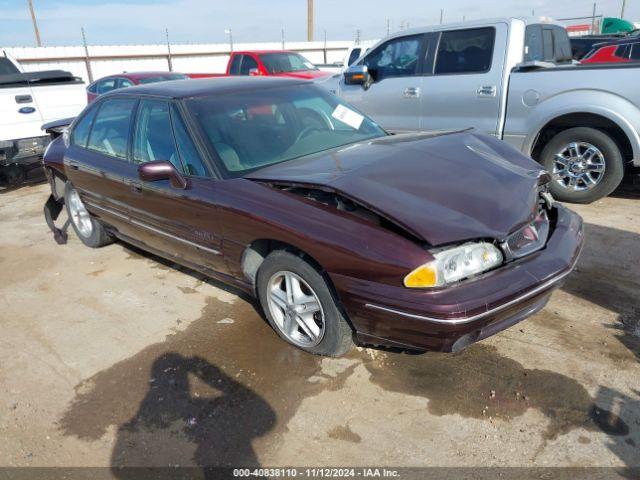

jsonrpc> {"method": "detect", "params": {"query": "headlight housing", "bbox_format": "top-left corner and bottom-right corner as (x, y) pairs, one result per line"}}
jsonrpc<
(404, 242), (503, 288)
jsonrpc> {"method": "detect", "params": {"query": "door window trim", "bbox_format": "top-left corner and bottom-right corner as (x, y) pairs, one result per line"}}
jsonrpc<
(360, 33), (428, 83)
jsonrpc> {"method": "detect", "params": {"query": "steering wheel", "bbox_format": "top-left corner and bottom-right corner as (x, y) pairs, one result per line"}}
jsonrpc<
(295, 125), (322, 142)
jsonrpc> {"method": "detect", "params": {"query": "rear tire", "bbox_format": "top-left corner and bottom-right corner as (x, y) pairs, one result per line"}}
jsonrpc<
(256, 250), (353, 357)
(539, 127), (624, 203)
(64, 182), (113, 248)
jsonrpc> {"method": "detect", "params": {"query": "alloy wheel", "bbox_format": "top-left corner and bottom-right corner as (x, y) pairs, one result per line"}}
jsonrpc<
(67, 188), (93, 238)
(266, 270), (325, 347)
(552, 142), (606, 192)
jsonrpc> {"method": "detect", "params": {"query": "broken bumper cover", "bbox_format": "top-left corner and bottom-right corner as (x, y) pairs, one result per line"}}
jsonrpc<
(331, 204), (584, 352)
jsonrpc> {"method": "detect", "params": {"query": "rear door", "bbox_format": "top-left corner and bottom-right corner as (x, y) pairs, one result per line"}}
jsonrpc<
(64, 96), (140, 237)
(126, 99), (227, 272)
(339, 34), (427, 132)
(419, 24), (507, 136)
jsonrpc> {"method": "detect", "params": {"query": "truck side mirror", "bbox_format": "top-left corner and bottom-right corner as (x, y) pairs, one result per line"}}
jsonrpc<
(138, 160), (189, 190)
(344, 65), (371, 89)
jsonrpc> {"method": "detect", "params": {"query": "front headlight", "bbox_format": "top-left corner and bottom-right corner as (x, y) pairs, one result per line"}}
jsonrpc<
(404, 242), (503, 288)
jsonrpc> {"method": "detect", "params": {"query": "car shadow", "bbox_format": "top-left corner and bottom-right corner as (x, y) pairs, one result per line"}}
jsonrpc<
(110, 353), (276, 477)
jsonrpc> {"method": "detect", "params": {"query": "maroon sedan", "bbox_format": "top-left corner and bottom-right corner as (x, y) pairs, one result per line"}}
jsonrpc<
(43, 77), (583, 357)
(86, 71), (189, 103)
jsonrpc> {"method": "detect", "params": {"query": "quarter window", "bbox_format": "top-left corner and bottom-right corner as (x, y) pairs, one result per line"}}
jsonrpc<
(364, 35), (422, 81)
(434, 28), (495, 74)
(229, 55), (242, 75)
(630, 44), (640, 60)
(132, 100), (182, 171)
(97, 78), (118, 94)
(87, 98), (136, 159)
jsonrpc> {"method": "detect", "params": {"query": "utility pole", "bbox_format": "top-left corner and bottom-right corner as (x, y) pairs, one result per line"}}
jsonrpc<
(591, 2), (597, 34)
(165, 28), (173, 71)
(386, 18), (391, 36)
(28, 0), (42, 47)
(81, 27), (93, 82)
(225, 28), (233, 52)
(307, 0), (314, 41)
(621, 0), (627, 18)
(439, 9), (444, 24)
(281, 28), (285, 50)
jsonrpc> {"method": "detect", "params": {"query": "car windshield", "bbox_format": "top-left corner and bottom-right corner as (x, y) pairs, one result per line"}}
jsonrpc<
(138, 73), (189, 84)
(186, 84), (386, 177)
(260, 53), (318, 73)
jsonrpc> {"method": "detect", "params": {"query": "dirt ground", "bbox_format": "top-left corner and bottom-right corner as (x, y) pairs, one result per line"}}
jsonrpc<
(0, 180), (639, 474)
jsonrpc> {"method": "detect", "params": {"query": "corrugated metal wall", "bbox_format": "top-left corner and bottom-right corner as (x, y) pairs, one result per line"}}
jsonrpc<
(3, 41), (354, 83)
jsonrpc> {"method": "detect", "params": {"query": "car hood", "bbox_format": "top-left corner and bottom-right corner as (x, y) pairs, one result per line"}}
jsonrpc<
(247, 131), (546, 246)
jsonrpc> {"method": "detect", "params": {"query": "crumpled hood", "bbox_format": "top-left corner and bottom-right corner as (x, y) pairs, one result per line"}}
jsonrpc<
(247, 131), (545, 246)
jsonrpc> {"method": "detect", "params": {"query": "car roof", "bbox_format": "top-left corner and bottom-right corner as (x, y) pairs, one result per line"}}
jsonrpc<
(108, 76), (309, 99)
(593, 37), (640, 47)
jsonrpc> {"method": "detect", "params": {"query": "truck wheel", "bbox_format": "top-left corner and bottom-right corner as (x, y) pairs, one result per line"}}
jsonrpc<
(64, 182), (113, 248)
(540, 127), (624, 203)
(256, 250), (354, 357)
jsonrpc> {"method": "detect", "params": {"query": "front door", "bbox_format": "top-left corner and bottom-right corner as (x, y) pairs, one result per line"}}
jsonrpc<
(419, 24), (507, 136)
(338, 34), (427, 133)
(126, 99), (227, 273)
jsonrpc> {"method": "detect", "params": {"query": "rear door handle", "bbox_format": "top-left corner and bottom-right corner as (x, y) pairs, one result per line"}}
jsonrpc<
(403, 87), (421, 99)
(476, 86), (496, 97)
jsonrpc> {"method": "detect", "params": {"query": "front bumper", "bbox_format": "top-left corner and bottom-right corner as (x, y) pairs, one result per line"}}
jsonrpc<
(331, 204), (584, 352)
(0, 136), (49, 167)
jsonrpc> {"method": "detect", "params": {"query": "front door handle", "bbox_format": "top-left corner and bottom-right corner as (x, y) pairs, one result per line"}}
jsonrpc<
(130, 183), (142, 194)
(403, 87), (421, 99)
(476, 86), (496, 97)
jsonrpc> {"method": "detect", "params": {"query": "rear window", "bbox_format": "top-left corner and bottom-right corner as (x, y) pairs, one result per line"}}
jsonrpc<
(138, 74), (188, 84)
(434, 27), (495, 74)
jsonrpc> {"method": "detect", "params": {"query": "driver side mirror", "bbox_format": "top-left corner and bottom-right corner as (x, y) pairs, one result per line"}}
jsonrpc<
(344, 65), (371, 89)
(138, 160), (189, 190)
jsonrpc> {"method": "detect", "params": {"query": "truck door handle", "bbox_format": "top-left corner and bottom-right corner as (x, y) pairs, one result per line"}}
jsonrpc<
(15, 94), (33, 104)
(403, 87), (421, 99)
(476, 86), (496, 97)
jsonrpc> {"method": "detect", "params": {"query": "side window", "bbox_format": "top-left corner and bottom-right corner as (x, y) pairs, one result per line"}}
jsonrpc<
(97, 78), (118, 94)
(70, 104), (99, 148)
(240, 55), (259, 75)
(524, 25), (544, 62)
(364, 35), (422, 81)
(87, 98), (136, 159)
(229, 55), (242, 75)
(132, 100), (182, 171)
(435, 28), (495, 74)
(118, 78), (134, 88)
(630, 44), (640, 60)
(616, 45), (630, 59)
(171, 105), (208, 177)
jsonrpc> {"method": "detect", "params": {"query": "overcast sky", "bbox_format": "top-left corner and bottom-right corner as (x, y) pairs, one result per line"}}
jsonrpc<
(1, 0), (638, 47)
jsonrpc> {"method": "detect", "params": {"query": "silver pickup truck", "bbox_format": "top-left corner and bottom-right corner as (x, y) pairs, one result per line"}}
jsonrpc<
(335, 17), (640, 203)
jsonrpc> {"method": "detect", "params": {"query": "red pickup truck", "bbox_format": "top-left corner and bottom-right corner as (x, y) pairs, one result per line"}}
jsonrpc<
(189, 50), (333, 80)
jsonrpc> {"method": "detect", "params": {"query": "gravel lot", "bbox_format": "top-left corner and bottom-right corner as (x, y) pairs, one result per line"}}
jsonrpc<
(0, 180), (638, 474)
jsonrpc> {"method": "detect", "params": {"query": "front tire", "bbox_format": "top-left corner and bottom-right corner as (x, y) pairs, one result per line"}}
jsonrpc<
(256, 250), (353, 357)
(64, 182), (113, 248)
(540, 127), (624, 203)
